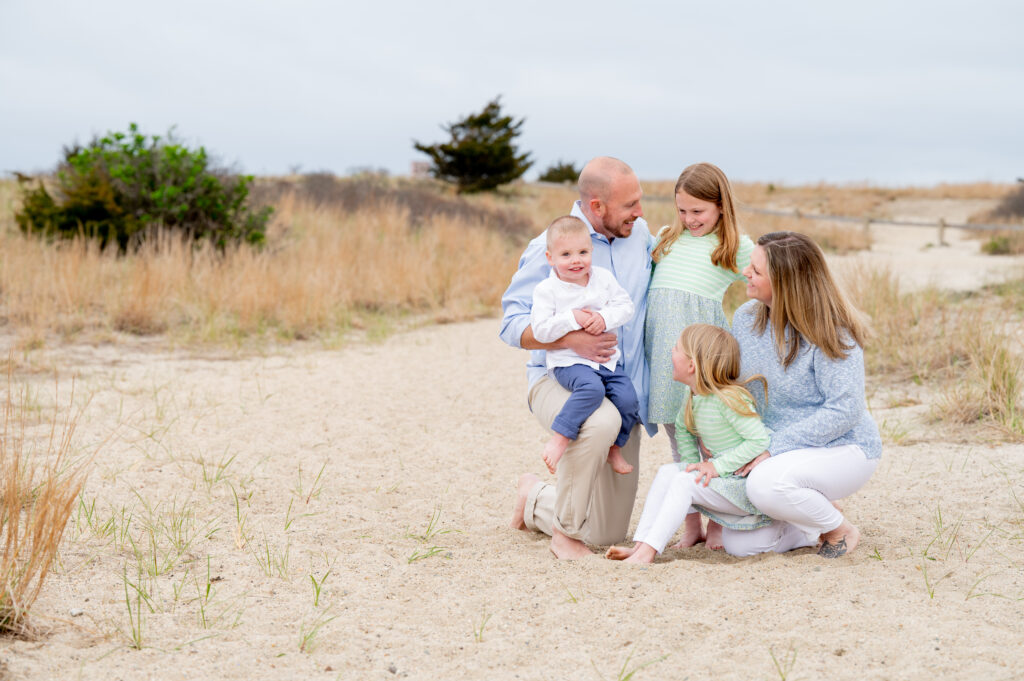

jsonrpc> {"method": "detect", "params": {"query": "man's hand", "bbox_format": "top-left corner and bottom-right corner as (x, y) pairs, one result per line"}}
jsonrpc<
(562, 329), (617, 364)
(685, 461), (718, 487)
(735, 451), (770, 477)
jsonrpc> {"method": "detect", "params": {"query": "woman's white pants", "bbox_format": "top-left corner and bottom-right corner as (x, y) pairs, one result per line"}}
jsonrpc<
(721, 444), (878, 557)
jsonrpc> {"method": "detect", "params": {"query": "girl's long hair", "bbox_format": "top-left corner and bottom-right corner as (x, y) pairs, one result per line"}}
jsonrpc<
(752, 231), (871, 368)
(678, 324), (767, 434)
(652, 162), (742, 272)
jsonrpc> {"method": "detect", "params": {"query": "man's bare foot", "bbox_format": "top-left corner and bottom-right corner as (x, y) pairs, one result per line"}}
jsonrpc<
(818, 520), (860, 558)
(550, 527), (592, 560)
(607, 444), (634, 475)
(669, 512), (705, 549)
(605, 544), (637, 560)
(705, 520), (724, 551)
(623, 542), (657, 564)
(542, 435), (571, 474)
(509, 473), (539, 530)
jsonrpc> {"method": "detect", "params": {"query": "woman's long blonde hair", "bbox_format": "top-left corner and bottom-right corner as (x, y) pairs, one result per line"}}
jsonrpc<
(752, 231), (871, 368)
(652, 162), (742, 272)
(678, 324), (767, 435)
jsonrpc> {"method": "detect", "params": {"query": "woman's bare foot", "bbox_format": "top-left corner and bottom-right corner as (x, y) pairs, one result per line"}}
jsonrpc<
(818, 520), (860, 558)
(550, 527), (592, 559)
(705, 520), (724, 551)
(542, 435), (571, 474)
(669, 512), (704, 549)
(604, 544), (637, 560)
(509, 473), (539, 530)
(623, 542), (657, 564)
(607, 445), (634, 475)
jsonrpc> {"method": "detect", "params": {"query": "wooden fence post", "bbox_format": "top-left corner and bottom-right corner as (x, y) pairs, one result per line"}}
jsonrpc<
(938, 218), (947, 246)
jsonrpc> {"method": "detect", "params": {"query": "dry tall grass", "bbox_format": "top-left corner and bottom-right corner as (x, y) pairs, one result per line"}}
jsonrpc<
(0, 176), (1014, 347)
(845, 264), (1024, 437)
(0, 372), (90, 633)
(0, 181), (521, 345)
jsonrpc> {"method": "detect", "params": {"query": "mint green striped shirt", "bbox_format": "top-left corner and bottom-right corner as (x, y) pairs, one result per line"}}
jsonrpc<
(674, 392), (771, 477)
(649, 230), (755, 301)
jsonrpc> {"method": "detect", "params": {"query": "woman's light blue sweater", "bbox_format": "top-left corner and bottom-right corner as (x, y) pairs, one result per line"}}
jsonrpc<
(731, 301), (882, 459)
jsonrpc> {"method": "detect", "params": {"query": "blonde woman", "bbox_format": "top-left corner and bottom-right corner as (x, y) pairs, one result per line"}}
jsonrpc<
(606, 324), (771, 564)
(729, 231), (882, 558)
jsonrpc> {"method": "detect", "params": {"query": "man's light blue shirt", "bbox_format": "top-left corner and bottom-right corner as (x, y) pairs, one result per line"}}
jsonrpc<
(499, 201), (657, 435)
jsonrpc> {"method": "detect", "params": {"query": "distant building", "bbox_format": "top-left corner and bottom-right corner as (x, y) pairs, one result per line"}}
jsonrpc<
(410, 161), (432, 178)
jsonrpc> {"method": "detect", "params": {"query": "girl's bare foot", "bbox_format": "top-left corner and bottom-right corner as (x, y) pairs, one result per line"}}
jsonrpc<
(623, 542), (657, 564)
(605, 544), (637, 560)
(607, 444), (634, 475)
(705, 520), (724, 551)
(669, 512), (704, 549)
(542, 435), (570, 474)
(509, 473), (539, 530)
(818, 520), (860, 558)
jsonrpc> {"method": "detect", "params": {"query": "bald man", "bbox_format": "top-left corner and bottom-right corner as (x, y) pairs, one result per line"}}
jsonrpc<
(500, 157), (656, 558)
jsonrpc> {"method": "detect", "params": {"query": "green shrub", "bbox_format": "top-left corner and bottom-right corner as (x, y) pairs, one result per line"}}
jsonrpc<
(15, 123), (270, 252)
(537, 160), (579, 184)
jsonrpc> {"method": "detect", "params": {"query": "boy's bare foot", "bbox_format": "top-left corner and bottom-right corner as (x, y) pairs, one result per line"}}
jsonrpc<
(818, 521), (860, 558)
(705, 520), (724, 551)
(550, 527), (592, 559)
(509, 473), (539, 530)
(542, 435), (571, 474)
(623, 542), (657, 564)
(607, 444), (634, 475)
(604, 544), (637, 560)
(669, 512), (705, 549)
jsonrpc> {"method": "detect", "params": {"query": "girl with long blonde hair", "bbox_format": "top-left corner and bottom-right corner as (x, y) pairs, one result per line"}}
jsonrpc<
(644, 162), (757, 548)
(606, 324), (771, 564)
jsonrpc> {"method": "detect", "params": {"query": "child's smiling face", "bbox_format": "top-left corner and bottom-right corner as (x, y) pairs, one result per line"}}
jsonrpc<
(545, 231), (592, 286)
(675, 191), (722, 238)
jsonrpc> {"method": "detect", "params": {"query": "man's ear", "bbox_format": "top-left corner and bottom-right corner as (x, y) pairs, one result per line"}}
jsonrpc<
(589, 197), (604, 218)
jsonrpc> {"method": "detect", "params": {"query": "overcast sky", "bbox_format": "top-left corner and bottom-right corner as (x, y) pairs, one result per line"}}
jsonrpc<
(2, 0), (1022, 184)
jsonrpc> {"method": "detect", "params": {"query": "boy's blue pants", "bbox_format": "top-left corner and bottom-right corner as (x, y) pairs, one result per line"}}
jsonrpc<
(550, 364), (640, 447)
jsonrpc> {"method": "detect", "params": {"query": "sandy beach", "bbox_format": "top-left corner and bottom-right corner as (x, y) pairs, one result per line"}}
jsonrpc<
(3, 203), (1024, 680)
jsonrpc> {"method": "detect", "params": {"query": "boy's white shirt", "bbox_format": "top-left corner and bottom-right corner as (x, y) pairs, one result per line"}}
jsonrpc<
(530, 266), (635, 372)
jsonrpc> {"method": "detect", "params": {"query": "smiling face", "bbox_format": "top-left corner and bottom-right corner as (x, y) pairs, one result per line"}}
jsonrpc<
(545, 231), (593, 286)
(675, 191), (722, 238)
(743, 245), (773, 305)
(595, 173), (644, 240)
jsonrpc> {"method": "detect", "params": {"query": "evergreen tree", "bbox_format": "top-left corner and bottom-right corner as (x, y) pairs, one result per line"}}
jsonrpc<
(414, 97), (532, 193)
(538, 160), (580, 184)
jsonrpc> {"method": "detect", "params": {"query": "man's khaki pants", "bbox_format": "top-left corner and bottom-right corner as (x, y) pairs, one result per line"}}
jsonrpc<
(523, 375), (641, 546)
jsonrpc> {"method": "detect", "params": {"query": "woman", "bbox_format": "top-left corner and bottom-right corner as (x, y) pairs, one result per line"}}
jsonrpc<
(723, 231), (882, 558)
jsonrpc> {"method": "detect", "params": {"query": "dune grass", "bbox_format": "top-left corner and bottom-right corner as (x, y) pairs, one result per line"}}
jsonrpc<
(0, 370), (91, 634)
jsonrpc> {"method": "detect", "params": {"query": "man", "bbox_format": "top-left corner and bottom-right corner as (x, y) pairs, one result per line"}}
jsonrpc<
(501, 156), (655, 559)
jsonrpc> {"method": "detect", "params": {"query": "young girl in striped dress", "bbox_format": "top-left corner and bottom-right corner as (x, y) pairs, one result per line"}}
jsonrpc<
(644, 162), (755, 549)
(605, 324), (770, 563)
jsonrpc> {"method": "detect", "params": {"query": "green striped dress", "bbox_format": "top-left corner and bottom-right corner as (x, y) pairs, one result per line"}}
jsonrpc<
(644, 230), (754, 423)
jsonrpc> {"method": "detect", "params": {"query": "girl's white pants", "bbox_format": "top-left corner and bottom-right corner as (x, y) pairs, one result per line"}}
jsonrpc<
(632, 463), (748, 553)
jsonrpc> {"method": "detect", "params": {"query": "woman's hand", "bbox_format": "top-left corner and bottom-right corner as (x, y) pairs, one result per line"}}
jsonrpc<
(735, 451), (770, 477)
(685, 461), (718, 487)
